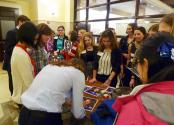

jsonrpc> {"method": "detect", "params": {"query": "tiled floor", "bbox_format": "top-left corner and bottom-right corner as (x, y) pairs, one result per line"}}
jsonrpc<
(0, 63), (10, 103)
(0, 63), (18, 125)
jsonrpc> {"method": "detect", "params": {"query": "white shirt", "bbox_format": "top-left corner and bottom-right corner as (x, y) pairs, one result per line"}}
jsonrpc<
(98, 51), (112, 75)
(11, 46), (34, 104)
(21, 65), (86, 119)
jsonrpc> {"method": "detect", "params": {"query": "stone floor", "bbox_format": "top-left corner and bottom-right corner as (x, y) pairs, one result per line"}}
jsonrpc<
(0, 63), (18, 125)
(0, 63), (10, 103)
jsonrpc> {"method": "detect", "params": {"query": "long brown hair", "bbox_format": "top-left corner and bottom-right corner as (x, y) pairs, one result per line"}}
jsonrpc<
(50, 58), (86, 73)
(98, 29), (118, 51)
(37, 23), (52, 40)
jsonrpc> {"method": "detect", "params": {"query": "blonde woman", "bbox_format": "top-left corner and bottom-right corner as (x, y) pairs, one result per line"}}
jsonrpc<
(80, 32), (98, 80)
(78, 29), (86, 55)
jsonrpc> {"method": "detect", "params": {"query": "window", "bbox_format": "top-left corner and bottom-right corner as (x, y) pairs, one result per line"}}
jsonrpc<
(89, 6), (107, 20)
(139, 0), (170, 16)
(75, 22), (88, 30)
(77, 0), (86, 9)
(137, 18), (161, 30)
(110, 0), (120, 2)
(88, 21), (105, 35)
(74, 0), (171, 38)
(89, 0), (107, 6)
(109, 1), (136, 18)
(76, 9), (86, 21)
(109, 19), (135, 35)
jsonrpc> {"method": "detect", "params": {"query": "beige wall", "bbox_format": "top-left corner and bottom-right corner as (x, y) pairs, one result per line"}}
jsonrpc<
(0, 0), (74, 33)
(0, 0), (38, 21)
(37, 0), (74, 34)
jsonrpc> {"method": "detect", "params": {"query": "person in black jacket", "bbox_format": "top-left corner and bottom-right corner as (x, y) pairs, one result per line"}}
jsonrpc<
(3, 15), (30, 95)
(80, 32), (98, 81)
(119, 23), (136, 65)
(89, 29), (122, 87)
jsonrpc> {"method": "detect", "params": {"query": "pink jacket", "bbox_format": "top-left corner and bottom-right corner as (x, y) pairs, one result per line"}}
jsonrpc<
(112, 81), (174, 125)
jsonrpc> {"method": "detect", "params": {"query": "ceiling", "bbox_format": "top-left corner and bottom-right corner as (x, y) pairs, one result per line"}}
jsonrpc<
(160, 0), (174, 8)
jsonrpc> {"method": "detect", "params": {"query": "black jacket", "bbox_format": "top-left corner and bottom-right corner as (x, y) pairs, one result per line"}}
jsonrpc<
(3, 28), (18, 71)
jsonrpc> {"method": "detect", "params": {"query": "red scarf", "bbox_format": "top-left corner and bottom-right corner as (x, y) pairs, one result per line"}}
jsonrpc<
(16, 44), (36, 77)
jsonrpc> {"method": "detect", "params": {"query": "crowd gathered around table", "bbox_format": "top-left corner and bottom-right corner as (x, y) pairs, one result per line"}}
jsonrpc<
(2, 13), (174, 125)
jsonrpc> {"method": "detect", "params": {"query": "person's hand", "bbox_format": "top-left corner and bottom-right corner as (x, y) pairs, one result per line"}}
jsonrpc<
(102, 79), (111, 88)
(120, 71), (124, 78)
(88, 78), (96, 84)
(60, 50), (65, 54)
(54, 51), (58, 56)
(86, 77), (90, 82)
(64, 98), (72, 107)
(102, 83), (109, 88)
(129, 78), (135, 88)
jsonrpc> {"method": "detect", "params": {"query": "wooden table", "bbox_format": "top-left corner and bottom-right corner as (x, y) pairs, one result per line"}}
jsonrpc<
(84, 82), (108, 118)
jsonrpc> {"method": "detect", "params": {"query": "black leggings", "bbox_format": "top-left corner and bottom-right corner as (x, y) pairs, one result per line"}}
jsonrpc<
(18, 106), (63, 125)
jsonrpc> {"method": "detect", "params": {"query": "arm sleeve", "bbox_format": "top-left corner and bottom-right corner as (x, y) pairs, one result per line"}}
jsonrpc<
(72, 71), (86, 119)
(53, 39), (57, 51)
(119, 37), (128, 53)
(111, 49), (122, 74)
(5, 30), (17, 54)
(80, 53), (83, 60)
(16, 54), (34, 91)
(93, 52), (99, 70)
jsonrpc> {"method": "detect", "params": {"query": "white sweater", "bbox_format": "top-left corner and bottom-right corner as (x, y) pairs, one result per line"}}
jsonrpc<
(11, 46), (34, 104)
(21, 65), (86, 118)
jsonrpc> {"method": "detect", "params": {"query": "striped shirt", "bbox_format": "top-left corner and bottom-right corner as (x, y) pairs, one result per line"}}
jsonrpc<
(98, 51), (112, 75)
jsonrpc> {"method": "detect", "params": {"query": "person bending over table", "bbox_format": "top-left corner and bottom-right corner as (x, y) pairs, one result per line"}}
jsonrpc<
(18, 59), (86, 125)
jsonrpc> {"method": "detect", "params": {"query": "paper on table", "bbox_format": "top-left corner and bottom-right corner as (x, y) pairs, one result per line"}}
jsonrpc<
(83, 97), (98, 112)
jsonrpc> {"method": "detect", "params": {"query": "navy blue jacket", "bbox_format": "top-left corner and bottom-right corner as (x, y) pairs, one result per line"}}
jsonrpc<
(3, 28), (18, 71)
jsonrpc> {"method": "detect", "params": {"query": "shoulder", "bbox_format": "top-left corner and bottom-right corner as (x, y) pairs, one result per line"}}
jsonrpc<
(112, 48), (121, 54)
(54, 36), (58, 40)
(6, 28), (16, 35)
(68, 66), (85, 77)
(64, 35), (69, 40)
(12, 47), (30, 61)
(120, 36), (128, 42)
(81, 50), (87, 54)
(97, 51), (103, 56)
(93, 46), (98, 52)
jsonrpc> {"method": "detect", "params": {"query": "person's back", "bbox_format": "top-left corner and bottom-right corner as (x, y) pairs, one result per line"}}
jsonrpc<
(11, 46), (34, 104)
(21, 64), (86, 120)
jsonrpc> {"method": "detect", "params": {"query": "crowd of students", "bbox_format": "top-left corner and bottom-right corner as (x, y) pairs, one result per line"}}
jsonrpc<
(2, 13), (174, 125)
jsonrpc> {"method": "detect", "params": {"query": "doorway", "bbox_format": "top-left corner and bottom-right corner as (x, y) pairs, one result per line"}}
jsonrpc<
(0, 6), (19, 62)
